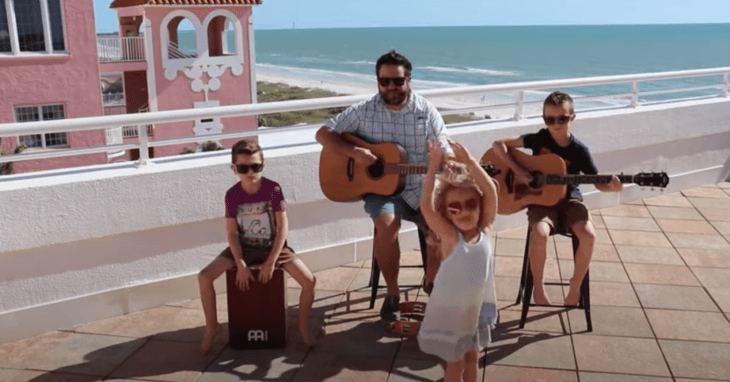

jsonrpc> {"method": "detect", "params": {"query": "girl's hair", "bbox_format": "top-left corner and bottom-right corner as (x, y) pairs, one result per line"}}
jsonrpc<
(428, 162), (484, 244)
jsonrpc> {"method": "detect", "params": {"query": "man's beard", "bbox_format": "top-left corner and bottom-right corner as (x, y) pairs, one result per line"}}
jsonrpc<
(380, 87), (410, 107)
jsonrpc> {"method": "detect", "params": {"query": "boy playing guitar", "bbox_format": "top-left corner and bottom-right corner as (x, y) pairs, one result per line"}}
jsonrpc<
(491, 91), (623, 307)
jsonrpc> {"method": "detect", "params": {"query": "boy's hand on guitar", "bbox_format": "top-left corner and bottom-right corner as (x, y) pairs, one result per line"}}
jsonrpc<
(514, 168), (534, 186)
(353, 146), (378, 165)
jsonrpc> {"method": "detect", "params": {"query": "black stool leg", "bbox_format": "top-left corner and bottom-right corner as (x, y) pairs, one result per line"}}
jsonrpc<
(516, 229), (532, 305)
(369, 257), (381, 309)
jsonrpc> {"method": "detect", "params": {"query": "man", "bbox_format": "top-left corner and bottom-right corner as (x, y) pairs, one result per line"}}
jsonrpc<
(316, 50), (450, 321)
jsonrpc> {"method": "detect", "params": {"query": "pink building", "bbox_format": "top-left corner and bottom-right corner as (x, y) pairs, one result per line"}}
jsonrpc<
(0, 0), (262, 173)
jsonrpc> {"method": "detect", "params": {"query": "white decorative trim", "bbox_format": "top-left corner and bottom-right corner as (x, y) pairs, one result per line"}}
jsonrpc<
(144, 17), (158, 112)
(160, 9), (245, 100)
(247, 12), (257, 105)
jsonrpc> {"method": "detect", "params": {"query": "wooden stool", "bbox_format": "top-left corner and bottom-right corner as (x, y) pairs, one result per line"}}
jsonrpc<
(517, 228), (592, 332)
(226, 267), (287, 349)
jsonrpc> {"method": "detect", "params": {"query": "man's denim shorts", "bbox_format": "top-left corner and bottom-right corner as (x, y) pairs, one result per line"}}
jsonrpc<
(363, 194), (427, 232)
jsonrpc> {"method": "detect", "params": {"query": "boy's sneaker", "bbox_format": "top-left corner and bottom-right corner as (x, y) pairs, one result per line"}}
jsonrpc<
(380, 295), (400, 321)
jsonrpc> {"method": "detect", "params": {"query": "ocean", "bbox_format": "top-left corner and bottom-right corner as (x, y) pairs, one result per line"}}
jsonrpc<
(250, 24), (730, 104)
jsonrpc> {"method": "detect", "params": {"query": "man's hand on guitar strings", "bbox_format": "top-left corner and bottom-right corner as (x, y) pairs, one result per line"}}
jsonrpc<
(353, 146), (378, 166)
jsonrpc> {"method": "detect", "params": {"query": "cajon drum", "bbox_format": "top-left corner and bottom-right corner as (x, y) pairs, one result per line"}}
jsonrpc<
(226, 267), (287, 349)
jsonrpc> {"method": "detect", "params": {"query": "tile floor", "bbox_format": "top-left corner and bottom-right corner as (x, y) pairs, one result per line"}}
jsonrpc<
(1, 183), (729, 382)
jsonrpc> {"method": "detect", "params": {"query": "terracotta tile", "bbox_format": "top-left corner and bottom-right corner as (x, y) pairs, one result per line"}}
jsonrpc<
(591, 214), (605, 228)
(495, 276), (520, 302)
(307, 267), (360, 292)
(110, 339), (222, 382)
(567, 306), (654, 337)
(688, 196), (730, 208)
(497, 308), (570, 333)
(666, 232), (730, 250)
(497, 226), (528, 239)
(602, 216), (661, 231)
(346, 267), (373, 292)
(495, 256), (525, 278)
(692, 267), (730, 288)
(706, 288), (730, 314)
(519, 284), (566, 307)
(608, 230), (672, 247)
(599, 204), (652, 217)
(288, 289), (343, 318)
(171, 293), (228, 312)
(656, 219), (718, 234)
(29, 333), (146, 377)
(678, 248), (730, 267)
(316, 319), (400, 358)
(624, 264), (700, 286)
(484, 365), (578, 382)
(395, 335), (441, 362)
(634, 284), (718, 311)
(487, 330), (576, 370)
(198, 348), (306, 382)
(646, 309), (730, 342)
(589, 282), (641, 307)
(594, 228), (612, 244)
(330, 291), (384, 317)
(7, 370), (105, 382)
(400, 250), (426, 267)
(717, 182), (730, 189)
(579, 372), (672, 382)
(591, 243), (620, 262)
(682, 187), (730, 198)
(559, 260), (629, 283)
(711, 221), (730, 235)
(495, 237), (528, 257)
(74, 306), (209, 341)
(697, 207), (730, 221)
(388, 357), (444, 382)
(572, 335), (670, 376)
(659, 340), (730, 380)
(642, 193), (692, 207)
(290, 351), (391, 382)
(0, 331), (73, 369)
(646, 206), (705, 220)
(624, 199), (645, 205)
(341, 260), (365, 268)
(615, 245), (683, 265)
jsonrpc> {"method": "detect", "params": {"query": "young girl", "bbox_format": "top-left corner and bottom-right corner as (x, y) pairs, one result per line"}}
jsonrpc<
(418, 140), (498, 382)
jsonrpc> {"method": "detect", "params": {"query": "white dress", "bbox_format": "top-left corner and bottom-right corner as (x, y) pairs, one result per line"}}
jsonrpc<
(417, 231), (498, 362)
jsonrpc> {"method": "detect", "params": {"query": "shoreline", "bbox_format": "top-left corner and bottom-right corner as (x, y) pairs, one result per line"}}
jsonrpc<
(255, 72), (544, 119)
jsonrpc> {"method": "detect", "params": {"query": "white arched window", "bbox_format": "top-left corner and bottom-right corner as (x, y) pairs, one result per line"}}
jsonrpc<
(167, 16), (197, 59)
(207, 15), (236, 57)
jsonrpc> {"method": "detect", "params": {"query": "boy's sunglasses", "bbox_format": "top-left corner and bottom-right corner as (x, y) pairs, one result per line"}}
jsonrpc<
(447, 198), (479, 213)
(543, 115), (572, 125)
(378, 77), (407, 87)
(235, 163), (264, 174)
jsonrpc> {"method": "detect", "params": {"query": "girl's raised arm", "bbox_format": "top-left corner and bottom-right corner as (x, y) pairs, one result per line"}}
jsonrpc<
(420, 141), (458, 252)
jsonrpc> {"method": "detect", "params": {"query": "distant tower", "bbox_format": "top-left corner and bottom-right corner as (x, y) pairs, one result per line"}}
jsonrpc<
(109, 0), (262, 157)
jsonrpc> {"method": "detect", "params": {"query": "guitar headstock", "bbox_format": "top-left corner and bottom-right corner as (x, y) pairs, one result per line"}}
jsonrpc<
(634, 171), (669, 188)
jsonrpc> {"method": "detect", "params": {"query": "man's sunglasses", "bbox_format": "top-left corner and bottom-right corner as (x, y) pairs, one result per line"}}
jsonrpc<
(235, 163), (264, 174)
(543, 115), (572, 125)
(378, 77), (407, 87)
(447, 198), (479, 213)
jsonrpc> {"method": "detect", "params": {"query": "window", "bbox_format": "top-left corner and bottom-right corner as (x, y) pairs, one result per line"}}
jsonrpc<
(1, 0), (66, 55)
(16, 104), (68, 148)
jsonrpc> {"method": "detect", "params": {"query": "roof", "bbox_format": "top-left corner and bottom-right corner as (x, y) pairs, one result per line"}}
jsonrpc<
(110, 0), (262, 8)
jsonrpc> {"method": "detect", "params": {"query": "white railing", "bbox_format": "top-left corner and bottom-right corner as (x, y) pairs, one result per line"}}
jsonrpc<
(1, 67), (729, 166)
(98, 36), (146, 63)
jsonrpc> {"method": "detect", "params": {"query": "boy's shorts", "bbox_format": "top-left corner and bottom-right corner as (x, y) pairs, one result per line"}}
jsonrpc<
(527, 199), (592, 235)
(218, 242), (298, 267)
(363, 194), (427, 232)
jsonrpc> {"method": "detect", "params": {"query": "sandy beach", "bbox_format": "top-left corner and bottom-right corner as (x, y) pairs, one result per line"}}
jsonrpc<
(256, 71), (545, 120)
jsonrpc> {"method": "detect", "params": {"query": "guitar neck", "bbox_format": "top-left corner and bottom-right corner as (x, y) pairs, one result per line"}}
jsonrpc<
(545, 174), (634, 185)
(384, 164), (429, 175)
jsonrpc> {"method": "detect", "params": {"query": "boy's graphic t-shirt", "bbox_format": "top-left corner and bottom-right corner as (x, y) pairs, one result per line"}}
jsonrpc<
(521, 128), (598, 201)
(224, 177), (288, 248)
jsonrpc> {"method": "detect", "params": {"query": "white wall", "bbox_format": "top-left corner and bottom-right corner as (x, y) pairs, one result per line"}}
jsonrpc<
(0, 97), (728, 343)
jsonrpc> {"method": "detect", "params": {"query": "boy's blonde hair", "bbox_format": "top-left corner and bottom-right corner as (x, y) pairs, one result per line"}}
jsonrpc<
(231, 139), (262, 163)
(543, 91), (575, 114)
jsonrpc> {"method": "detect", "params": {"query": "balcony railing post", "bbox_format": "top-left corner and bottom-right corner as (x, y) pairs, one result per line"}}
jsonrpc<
(722, 73), (729, 98)
(513, 90), (524, 121)
(135, 125), (152, 167)
(630, 81), (640, 108)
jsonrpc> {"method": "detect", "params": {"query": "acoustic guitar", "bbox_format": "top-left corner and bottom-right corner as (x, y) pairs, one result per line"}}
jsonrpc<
(480, 147), (669, 215)
(319, 133), (430, 202)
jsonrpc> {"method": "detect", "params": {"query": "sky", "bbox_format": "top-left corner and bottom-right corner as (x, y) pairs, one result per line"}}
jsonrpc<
(92, 0), (730, 31)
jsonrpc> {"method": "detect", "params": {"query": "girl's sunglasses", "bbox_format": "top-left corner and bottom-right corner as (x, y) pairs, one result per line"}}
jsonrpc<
(378, 77), (407, 87)
(542, 115), (572, 125)
(447, 198), (479, 213)
(235, 163), (264, 174)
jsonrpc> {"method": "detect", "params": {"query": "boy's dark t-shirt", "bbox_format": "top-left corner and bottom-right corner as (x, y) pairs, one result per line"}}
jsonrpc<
(224, 177), (288, 249)
(521, 128), (598, 201)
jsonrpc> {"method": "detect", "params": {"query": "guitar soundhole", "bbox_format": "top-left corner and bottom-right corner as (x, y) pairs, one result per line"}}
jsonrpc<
(367, 161), (385, 179)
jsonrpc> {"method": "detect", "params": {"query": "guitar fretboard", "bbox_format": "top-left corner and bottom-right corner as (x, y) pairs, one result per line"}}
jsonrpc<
(383, 164), (429, 175)
(545, 174), (634, 185)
